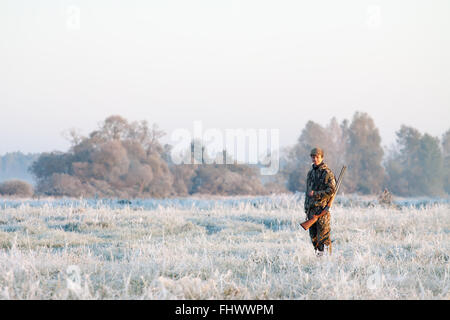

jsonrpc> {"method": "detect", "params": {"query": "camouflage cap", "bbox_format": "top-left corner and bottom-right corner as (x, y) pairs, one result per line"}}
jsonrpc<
(310, 147), (324, 157)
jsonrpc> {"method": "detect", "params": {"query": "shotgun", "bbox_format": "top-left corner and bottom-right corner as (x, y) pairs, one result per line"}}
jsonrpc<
(300, 165), (346, 231)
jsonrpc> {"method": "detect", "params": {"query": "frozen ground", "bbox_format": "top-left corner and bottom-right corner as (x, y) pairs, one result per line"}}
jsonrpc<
(0, 193), (448, 299)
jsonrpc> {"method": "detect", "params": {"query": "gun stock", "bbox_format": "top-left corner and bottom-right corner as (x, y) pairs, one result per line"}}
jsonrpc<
(300, 165), (346, 231)
(300, 214), (319, 230)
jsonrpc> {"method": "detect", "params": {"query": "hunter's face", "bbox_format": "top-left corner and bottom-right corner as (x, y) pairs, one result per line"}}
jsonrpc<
(311, 154), (323, 166)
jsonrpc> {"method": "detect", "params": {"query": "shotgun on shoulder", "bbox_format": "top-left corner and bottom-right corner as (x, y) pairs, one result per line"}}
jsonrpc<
(300, 165), (346, 231)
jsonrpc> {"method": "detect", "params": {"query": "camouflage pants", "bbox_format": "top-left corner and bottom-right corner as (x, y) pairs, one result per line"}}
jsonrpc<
(306, 206), (331, 251)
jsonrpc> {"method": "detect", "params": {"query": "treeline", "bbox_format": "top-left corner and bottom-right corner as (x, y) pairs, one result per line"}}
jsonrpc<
(27, 116), (274, 198)
(283, 112), (450, 197)
(1, 113), (449, 198)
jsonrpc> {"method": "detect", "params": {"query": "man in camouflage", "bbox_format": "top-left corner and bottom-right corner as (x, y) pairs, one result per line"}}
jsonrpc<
(304, 147), (336, 256)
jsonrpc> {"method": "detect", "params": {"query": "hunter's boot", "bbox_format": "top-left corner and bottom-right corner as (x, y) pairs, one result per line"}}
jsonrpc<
(316, 243), (324, 257)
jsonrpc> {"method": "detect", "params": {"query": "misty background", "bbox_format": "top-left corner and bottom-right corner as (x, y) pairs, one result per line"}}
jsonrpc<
(1, 1), (449, 198)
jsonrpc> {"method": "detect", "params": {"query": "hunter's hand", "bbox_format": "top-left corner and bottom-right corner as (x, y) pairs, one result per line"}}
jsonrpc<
(308, 190), (314, 197)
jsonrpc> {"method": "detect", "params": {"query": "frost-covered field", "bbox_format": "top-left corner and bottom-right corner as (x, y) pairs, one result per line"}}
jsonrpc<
(0, 194), (448, 299)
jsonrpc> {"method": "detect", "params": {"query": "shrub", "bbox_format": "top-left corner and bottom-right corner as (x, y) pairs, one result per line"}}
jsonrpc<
(0, 179), (34, 197)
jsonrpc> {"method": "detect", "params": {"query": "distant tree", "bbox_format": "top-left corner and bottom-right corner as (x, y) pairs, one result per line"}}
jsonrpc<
(97, 115), (130, 141)
(385, 126), (420, 196)
(191, 163), (267, 196)
(29, 152), (74, 191)
(0, 152), (40, 185)
(0, 179), (34, 197)
(345, 112), (385, 194)
(384, 147), (408, 196)
(47, 174), (88, 197)
(443, 129), (450, 194)
(417, 133), (444, 195)
(144, 153), (174, 198)
(125, 162), (153, 197)
(443, 129), (450, 155)
(325, 118), (349, 174)
(172, 139), (267, 196)
(170, 164), (197, 196)
(385, 125), (444, 196)
(30, 115), (174, 198)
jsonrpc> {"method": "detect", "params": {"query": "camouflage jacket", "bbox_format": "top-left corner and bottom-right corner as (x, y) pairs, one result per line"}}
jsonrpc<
(304, 162), (336, 212)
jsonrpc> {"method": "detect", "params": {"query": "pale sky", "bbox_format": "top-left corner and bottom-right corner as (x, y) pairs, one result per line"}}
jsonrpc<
(1, 0), (449, 156)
